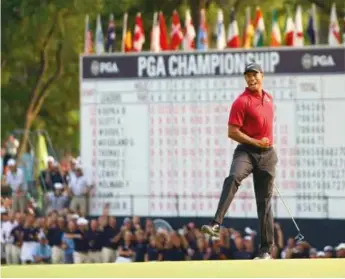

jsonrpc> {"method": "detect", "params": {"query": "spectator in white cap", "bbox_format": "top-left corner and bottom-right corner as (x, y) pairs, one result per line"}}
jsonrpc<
(45, 183), (69, 215)
(335, 243), (345, 258)
(316, 251), (325, 258)
(68, 164), (90, 217)
(243, 235), (256, 258)
(5, 159), (27, 213)
(323, 245), (333, 258)
(309, 248), (317, 259)
(64, 217), (89, 263)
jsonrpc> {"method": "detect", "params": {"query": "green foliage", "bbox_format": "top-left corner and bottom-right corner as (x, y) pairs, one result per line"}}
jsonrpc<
(1, 0), (344, 154)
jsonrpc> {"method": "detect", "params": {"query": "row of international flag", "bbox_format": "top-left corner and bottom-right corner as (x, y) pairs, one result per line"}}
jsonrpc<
(84, 3), (345, 54)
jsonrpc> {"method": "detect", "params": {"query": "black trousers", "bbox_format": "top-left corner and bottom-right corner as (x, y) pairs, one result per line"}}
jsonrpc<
(214, 144), (278, 252)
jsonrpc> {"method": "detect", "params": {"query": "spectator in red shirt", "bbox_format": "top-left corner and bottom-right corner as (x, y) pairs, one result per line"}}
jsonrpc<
(202, 63), (277, 259)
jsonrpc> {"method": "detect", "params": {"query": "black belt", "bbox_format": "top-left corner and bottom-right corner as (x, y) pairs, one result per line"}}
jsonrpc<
(237, 144), (273, 153)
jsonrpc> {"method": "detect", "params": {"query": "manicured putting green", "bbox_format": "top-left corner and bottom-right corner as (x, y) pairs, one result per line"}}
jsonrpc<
(1, 259), (344, 278)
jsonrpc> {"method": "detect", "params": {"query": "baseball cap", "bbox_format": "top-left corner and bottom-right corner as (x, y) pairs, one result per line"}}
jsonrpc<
(324, 245), (333, 252)
(244, 63), (263, 74)
(7, 159), (16, 166)
(77, 217), (88, 226)
(54, 183), (64, 190)
(335, 243), (345, 251)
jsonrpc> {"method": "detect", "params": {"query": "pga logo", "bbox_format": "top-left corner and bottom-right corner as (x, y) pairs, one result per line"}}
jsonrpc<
(90, 60), (119, 76)
(301, 54), (335, 69)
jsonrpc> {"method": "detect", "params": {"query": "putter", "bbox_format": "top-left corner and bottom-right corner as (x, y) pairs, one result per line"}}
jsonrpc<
(274, 184), (305, 242)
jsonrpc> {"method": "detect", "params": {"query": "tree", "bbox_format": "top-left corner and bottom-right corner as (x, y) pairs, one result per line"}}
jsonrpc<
(1, 0), (103, 158)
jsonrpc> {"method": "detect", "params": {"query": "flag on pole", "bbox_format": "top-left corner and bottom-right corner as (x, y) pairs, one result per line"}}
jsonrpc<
(121, 13), (128, 52)
(124, 31), (133, 52)
(84, 15), (93, 54)
(270, 9), (281, 46)
(159, 12), (169, 50)
(284, 9), (295, 46)
(294, 5), (304, 46)
(307, 4), (318, 45)
(151, 12), (160, 52)
(197, 9), (208, 50)
(243, 7), (254, 48)
(170, 10), (183, 50)
(227, 8), (240, 48)
(183, 9), (196, 50)
(328, 3), (340, 45)
(215, 9), (226, 50)
(95, 14), (105, 54)
(133, 13), (145, 51)
(105, 14), (115, 52)
(253, 7), (265, 47)
(34, 134), (49, 181)
(34, 134), (49, 208)
(343, 8), (345, 45)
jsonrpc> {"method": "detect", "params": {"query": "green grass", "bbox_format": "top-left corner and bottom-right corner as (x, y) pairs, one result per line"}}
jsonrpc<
(1, 259), (345, 278)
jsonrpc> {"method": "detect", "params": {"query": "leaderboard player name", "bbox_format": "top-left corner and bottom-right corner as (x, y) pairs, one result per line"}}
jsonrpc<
(137, 52), (280, 77)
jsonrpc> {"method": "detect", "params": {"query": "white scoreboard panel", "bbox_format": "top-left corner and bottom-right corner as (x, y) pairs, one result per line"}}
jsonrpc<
(80, 46), (345, 219)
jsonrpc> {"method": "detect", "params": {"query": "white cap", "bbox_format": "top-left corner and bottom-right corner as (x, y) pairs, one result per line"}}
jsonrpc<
(309, 248), (317, 255)
(245, 227), (257, 235)
(54, 183), (63, 190)
(335, 243), (345, 251)
(38, 232), (46, 239)
(47, 156), (55, 163)
(7, 159), (16, 166)
(71, 214), (79, 219)
(71, 158), (78, 164)
(76, 218), (88, 226)
(324, 245), (333, 252)
(75, 164), (82, 170)
(244, 236), (252, 241)
(0, 207), (7, 214)
(317, 251), (325, 257)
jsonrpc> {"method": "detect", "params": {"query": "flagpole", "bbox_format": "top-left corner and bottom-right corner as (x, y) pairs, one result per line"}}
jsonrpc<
(84, 14), (90, 54)
(122, 12), (128, 52)
(312, 4), (319, 45)
(150, 12), (158, 51)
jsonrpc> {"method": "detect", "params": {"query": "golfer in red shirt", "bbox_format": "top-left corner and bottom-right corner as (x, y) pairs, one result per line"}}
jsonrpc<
(201, 63), (278, 260)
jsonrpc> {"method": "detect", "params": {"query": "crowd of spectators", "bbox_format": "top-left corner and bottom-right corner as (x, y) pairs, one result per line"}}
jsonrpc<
(1, 209), (345, 265)
(1, 134), (345, 265)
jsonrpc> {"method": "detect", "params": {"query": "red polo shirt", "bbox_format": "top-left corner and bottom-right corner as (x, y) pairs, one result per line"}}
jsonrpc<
(228, 88), (274, 145)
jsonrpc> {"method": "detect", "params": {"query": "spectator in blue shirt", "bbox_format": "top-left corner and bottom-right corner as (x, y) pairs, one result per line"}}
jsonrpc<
(33, 233), (51, 264)
(62, 220), (76, 264)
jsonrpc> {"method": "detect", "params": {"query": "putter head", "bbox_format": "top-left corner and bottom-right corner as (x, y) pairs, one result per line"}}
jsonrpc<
(295, 233), (304, 241)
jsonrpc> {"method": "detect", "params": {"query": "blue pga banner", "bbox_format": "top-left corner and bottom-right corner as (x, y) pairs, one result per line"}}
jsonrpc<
(82, 46), (345, 79)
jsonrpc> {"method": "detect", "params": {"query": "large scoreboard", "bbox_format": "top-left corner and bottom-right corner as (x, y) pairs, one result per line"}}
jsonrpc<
(80, 46), (345, 219)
